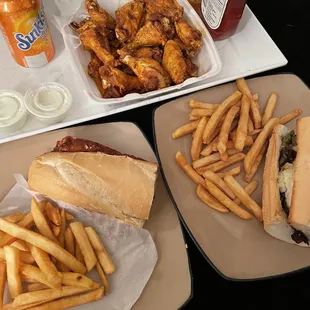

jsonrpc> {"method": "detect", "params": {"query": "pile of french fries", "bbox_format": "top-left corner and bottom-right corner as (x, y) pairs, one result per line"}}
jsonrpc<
(0, 198), (115, 309)
(172, 78), (302, 221)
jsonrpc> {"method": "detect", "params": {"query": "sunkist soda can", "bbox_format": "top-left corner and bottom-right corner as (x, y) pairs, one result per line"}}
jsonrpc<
(0, 0), (54, 68)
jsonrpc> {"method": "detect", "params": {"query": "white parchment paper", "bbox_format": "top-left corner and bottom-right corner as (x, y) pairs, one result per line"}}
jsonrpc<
(0, 174), (158, 310)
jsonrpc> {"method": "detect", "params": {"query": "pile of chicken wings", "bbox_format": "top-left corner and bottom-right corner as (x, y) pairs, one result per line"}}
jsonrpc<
(70, 0), (203, 98)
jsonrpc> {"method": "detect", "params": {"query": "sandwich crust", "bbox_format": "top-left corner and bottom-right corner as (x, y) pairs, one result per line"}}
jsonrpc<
(28, 151), (158, 227)
(262, 124), (299, 245)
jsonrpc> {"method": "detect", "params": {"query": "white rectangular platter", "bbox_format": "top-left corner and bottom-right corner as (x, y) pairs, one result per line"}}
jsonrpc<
(0, 1), (287, 144)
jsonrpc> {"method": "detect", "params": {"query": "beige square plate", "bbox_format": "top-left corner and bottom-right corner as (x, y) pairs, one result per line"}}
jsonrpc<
(154, 74), (310, 280)
(0, 122), (191, 309)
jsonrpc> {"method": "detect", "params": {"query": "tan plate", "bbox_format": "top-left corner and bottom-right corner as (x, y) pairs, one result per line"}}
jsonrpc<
(0, 122), (191, 309)
(154, 74), (310, 280)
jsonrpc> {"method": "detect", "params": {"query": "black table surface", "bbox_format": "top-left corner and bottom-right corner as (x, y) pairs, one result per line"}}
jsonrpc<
(78, 0), (310, 309)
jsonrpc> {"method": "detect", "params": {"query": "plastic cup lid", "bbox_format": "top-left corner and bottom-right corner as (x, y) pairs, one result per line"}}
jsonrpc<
(25, 82), (72, 119)
(0, 90), (26, 127)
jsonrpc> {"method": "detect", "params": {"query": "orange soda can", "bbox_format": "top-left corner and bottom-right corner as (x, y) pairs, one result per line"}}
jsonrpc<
(0, 0), (54, 68)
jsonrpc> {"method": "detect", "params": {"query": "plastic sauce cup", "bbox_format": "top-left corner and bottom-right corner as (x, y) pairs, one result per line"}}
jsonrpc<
(24, 82), (72, 125)
(0, 90), (27, 133)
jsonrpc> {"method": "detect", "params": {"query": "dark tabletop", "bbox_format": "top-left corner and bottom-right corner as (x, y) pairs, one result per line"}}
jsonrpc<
(82, 0), (310, 309)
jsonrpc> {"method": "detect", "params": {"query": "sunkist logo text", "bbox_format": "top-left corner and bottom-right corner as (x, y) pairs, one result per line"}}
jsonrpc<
(14, 9), (47, 51)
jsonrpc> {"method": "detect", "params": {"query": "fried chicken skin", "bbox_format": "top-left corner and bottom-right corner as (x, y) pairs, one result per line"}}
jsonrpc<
(115, 0), (145, 43)
(162, 39), (187, 84)
(144, 0), (183, 21)
(133, 47), (163, 63)
(120, 54), (171, 91)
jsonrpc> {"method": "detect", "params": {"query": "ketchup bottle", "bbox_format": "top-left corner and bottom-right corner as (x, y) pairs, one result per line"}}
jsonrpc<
(189, 0), (247, 41)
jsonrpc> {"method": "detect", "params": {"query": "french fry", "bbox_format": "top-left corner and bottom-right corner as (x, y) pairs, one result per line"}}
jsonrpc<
(201, 136), (219, 156)
(51, 223), (61, 237)
(217, 166), (241, 178)
(12, 286), (91, 308)
(4, 246), (22, 298)
(61, 272), (93, 289)
(196, 185), (229, 213)
(252, 93), (259, 101)
(235, 95), (251, 151)
(247, 118), (254, 132)
(234, 180), (258, 205)
(0, 261), (6, 306)
(65, 227), (75, 256)
(75, 241), (84, 265)
(194, 149), (239, 169)
(203, 170), (235, 199)
(204, 180), (252, 219)
(28, 283), (49, 292)
(191, 116), (208, 161)
(44, 202), (61, 227)
(0, 212), (34, 247)
(0, 218), (86, 274)
(224, 175), (262, 221)
(27, 287), (104, 310)
(0, 248), (34, 264)
(236, 78), (262, 128)
(227, 137), (253, 149)
(202, 91), (242, 143)
(217, 106), (240, 155)
(96, 262), (109, 294)
(244, 118), (279, 174)
(58, 209), (69, 272)
(175, 151), (206, 188)
(192, 130), (196, 138)
(196, 153), (245, 174)
(11, 240), (29, 252)
(224, 175), (263, 222)
(279, 109), (302, 125)
(20, 276), (38, 283)
(189, 115), (199, 121)
(248, 129), (262, 136)
(243, 142), (268, 183)
(20, 264), (58, 289)
(70, 222), (97, 272)
(28, 244), (62, 288)
(85, 227), (115, 275)
(4, 213), (25, 223)
(31, 198), (59, 244)
(65, 212), (75, 221)
(262, 92), (277, 126)
(3, 298), (55, 310)
(189, 109), (214, 119)
(189, 100), (220, 110)
(207, 127), (221, 145)
(172, 120), (200, 139)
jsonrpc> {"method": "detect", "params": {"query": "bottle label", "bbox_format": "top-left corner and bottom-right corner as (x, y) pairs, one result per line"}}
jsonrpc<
(201, 0), (228, 30)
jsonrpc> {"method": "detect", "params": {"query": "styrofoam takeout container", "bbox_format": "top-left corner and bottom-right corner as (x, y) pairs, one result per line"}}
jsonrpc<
(58, 0), (222, 104)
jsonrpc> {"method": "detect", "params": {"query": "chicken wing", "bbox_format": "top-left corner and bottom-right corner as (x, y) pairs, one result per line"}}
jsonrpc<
(162, 40), (188, 84)
(175, 18), (202, 54)
(120, 54), (171, 91)
(144, 0), (183, 21)
(133, 47), (163, 63)
(99, 65), (145, 96)
(147, 13), (175, 39)
(185, 58), (198, 77)
(85, 0), (116, 30)
(124, 20), (167, 51)
(70, 18), (115, 40)
(87, 52), (105, 97)
(80, 29), (118, 66)
(115, 0), (145, 43)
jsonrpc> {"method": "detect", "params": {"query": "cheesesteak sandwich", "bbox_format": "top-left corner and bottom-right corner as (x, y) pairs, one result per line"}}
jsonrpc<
(28, 136), (158, 227)
(263, 117), (310, 246)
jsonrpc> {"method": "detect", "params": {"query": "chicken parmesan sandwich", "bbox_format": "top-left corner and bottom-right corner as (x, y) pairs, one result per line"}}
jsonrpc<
(28, 136), (158, 227)
(263, 117), (310, 246)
